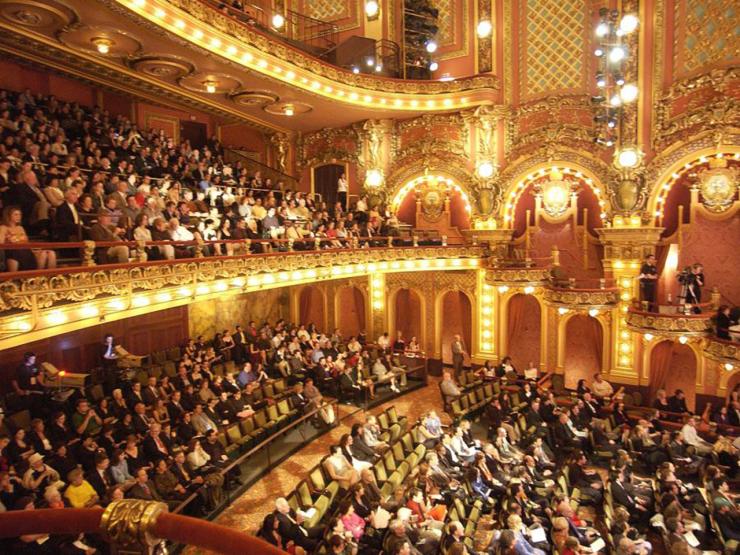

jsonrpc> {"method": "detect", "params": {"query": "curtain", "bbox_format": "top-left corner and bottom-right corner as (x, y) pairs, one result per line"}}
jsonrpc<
(299, 288), (316, 327)
(459, 293), (472, 353)
(507, 295), (526, 353)
(352, 288), (366, 336)
(648, 341), (675, 402)
(396, 289), (410, 339)
(587, 317), (603, 371)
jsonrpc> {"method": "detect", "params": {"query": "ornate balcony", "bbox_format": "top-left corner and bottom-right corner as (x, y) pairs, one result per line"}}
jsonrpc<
(543, 287), (620, 310)
(625, 307), (714, 338)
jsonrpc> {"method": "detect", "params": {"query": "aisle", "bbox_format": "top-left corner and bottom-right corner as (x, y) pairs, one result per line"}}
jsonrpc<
(211, 378), (441, 534)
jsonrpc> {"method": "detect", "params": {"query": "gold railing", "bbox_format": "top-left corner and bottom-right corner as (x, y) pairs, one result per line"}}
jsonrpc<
(625, 307), (714, 337)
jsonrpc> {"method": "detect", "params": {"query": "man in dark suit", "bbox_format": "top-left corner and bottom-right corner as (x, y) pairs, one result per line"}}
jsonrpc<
(274, 497), (320, 550)
(668, 389), (690, 414)
(142, 377), (160, 407)
(128, 467), (163, 501)
(143, 423), (171, 462)
(131, 402), (151, 436)
(87, 451), (114, 498)
(167, 390), (186, 424)
(127, 382), (146, 408)
(553, 413), (580, 452)
(53, 188), (81, 241)
(610, 469), (649, 525)
(232, 325), (247, 364)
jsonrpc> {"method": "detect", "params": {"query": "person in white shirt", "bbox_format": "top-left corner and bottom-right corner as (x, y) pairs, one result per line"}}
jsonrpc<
(337, 172), (348, 209)
(450, 426), (477, 463)
(377, 332), (390, 351)
(681, 417), (713, 455)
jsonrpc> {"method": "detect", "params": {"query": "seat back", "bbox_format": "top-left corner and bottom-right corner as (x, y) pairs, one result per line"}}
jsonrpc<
(297, 480), (313, 507)
(377, 413), (390, 430)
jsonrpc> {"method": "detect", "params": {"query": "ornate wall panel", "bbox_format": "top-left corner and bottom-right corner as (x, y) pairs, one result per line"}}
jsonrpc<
(290, 0), (362, 32)
(673, 0), (740, 77)
(298, 125), (360, 169)
(519, 0), (587, 99)
(430, 0), (469, 61)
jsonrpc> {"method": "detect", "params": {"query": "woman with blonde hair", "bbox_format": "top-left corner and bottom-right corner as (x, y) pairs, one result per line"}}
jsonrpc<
(0, 206), (56, 271)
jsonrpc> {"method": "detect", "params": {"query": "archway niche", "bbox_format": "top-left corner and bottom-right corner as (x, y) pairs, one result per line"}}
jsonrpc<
(336, 286), (366, 338)
(298, 286), (325, 330)
(506, 294), (541, 369)
(564, 315), (603, 389)
(649, 340), (698, 411)
(394, 288), (423, 346)
(439, 291), (472, 365)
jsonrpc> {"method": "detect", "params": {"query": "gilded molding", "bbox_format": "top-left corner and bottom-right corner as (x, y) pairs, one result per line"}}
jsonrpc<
(0, 246), (484, 313)
(297, 125), (360, 170)
(704, 338), (740, 364)
(651, 0), (666, 148)
(111, 0), (498, 96)
(625, 310), (712, 335)
(595, 227), (664, 261)
(100, 499), (167, 550)
(503, 0), (513, 105)
(477, 0), (492, 73)
(484, 267), (552, 285)
(394, 112), (470, 160)
(543, 288), (619, 308)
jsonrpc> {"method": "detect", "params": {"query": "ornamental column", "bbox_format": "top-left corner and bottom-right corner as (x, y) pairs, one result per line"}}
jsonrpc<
(596, 221), (663, 385)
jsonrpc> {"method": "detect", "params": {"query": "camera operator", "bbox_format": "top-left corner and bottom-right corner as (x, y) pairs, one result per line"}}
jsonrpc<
(638, 254), (658, 312)
(685, 263), (704, 314)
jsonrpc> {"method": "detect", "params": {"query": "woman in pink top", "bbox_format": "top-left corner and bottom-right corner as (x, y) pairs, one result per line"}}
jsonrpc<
(338, 499), (365, 541)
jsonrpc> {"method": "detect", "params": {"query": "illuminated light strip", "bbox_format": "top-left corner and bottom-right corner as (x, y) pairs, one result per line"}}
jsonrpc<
(122, 0), (482, 111)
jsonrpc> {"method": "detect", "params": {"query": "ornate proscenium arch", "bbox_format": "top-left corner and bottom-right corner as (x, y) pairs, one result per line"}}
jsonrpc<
(384, 153), (479, 216)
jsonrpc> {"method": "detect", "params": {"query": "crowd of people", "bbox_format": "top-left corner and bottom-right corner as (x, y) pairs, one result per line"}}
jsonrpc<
(255, 361), (740, 555)
(0, 318), (421, 554)
(0, 87), (405, 272)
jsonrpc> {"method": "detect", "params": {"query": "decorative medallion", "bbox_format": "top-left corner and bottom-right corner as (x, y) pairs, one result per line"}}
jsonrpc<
(58, 25), (142, 58)
(0, 0), (76, 30)
(537, 168), (573, 218)
(416, 177), (448, 222)
(178, 72), (242, 94)
(128, 55), (194, 80)
(697, 157), (738, 213)
(230, 90), (280, 108)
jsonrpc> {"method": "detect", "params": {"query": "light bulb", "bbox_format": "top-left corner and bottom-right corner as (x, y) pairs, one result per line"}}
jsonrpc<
(616, 147), (640, 169)
(477, 20), (492, 38)
(283, 105), (295, 116)
(205, 81), (216, 93)
(620, 83), (639, 103)
(610, 94), (622, 107)
(365, 0), (379, 18)
(595, 22), (609, 37)
(272, 13), (285, 28)
(477, 161), (495, 179)
(93, 38), (112, 54)
(426, 40), (438, 53)
(429, 61), (439, 71)
(619, 14), (638, 34)
(609, 46), (626, 63)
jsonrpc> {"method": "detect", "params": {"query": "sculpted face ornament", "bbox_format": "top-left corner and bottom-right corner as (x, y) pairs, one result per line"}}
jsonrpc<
(697, 157), (738, 213)
(539, 168), (572, 218)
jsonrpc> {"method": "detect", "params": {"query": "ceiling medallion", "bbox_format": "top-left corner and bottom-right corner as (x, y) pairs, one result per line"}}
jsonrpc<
(263, 101), (312, 116)
(230, 91), (280, 108)
(128, 55), (195, 80)
(58, 25), (142, 58)
(178, 72), (242, 95)
(0, 0), (76, 29)
(697, 157), (738, 213)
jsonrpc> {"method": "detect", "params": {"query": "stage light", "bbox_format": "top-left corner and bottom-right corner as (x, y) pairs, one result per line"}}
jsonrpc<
(620, 83), (639, 103)
(429, 61), (439, 71)
(619, 14), (639, 34)
(595, 22), (609, 37)
(609, 46), (626, 63)
(477, 20), (492, 38)
(426, 40), (438, 53)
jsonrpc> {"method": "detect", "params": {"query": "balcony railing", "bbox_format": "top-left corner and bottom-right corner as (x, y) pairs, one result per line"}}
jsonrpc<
(625, 306), (715, 337)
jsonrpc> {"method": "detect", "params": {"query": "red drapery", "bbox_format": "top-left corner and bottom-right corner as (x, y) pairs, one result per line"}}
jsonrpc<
(649, 340), (675, 402)
(587, 317), (603, 370)
(352, 287), (366, 334)
(507, 295), (526, 353)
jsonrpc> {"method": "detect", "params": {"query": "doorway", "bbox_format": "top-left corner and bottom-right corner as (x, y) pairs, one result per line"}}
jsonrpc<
(313, 164), (345, 208)
(180, 121), (207, 149)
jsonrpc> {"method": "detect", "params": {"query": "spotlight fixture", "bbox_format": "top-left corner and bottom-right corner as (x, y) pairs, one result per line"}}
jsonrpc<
(272, 13), (285, 29)
(366, 57), (375, 67)
(594, 48), (604, 57)
(595, 73), (606, 87)
(375, 64), (383, 73)
(595, 22), (609, 37)
(614, 73), (625, 85)
(92, 37), (113, 54)
(425, 40), (438, 53)
(429, 61), (439, 71)
(364, 0), (379, 19)
(477, 20), (492, 38)
(619, 14), (639, 34)
(204, 80), (217, 93)
(608, 46), (626, 63)
(619, 83), (639, 103)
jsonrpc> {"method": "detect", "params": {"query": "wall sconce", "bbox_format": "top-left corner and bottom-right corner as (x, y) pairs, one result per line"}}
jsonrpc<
(678, 335), (688, 344)
(614, 146), (643, 170)
(477, 161), (495, 179)
(365, 168), (384, 188)
(477, 20), (492, 38)
(588, 308), (599, 317)
(365, 0), (380, 20)
(523, 286), (535, 295)
(725, 363), (735, 372)
(272, 13), (286, 29)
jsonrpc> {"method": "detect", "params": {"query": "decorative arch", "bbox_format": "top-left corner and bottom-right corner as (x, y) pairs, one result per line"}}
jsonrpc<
(499, 291), (547, 369)
(333, 285), (367, 338)
(384, 153), (478, 215)
(294, 285), (328, 331)
(720, 363), (740, 397)
(645, 339), (701, 411)
(646, 146), (740, 218)
(388, 286), (427, 350)
(434, 288), (474, 365)
(502, 160), (611, 226)
(557, 312), (610, 389)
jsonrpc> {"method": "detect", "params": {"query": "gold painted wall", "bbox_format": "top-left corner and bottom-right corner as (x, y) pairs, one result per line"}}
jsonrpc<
(188, 289), (291, 338)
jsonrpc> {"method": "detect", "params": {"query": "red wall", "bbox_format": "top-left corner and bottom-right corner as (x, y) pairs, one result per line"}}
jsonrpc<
(506, 294), (541, 367)
(0, 60), (96, 106)
(563, 315), (603, 389)
(0, 307), (189, 393)
(440, 291), (472, 364)
(394, 288), (423, 342)
(336, 286), (366, 337)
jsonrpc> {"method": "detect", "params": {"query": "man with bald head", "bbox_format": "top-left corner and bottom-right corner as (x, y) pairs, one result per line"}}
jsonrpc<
(274, 497), (320, 550)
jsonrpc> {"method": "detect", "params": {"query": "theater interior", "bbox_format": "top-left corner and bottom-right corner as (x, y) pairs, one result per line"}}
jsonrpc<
(0, 0), (738, 554)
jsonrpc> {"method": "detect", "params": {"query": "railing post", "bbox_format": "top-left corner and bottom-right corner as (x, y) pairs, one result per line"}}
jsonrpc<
(412, 235), (418, 247)
(244, 239), (252, 253)
(387, 236), (393, 247)
(599, 278), (606, 289)
(83, 241), (96, 266)
(441, 235), (448, 246)
(195, 237), (205, 258)
(100, 499), (168, 554)
(551, 246), (560, 266)
(287, 239), (294, 252)
(314, 238), (321, 251)
(711, 287), (721, 310)
(568, 277), (576, 289)
(136, 240), (147, 263)
(351, 236), (359, 249)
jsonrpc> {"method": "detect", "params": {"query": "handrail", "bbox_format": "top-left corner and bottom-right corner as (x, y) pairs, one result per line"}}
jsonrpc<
(222, 147), (298, 189)
(627, 305), (715, 319)
(0, 506), (285, 555)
